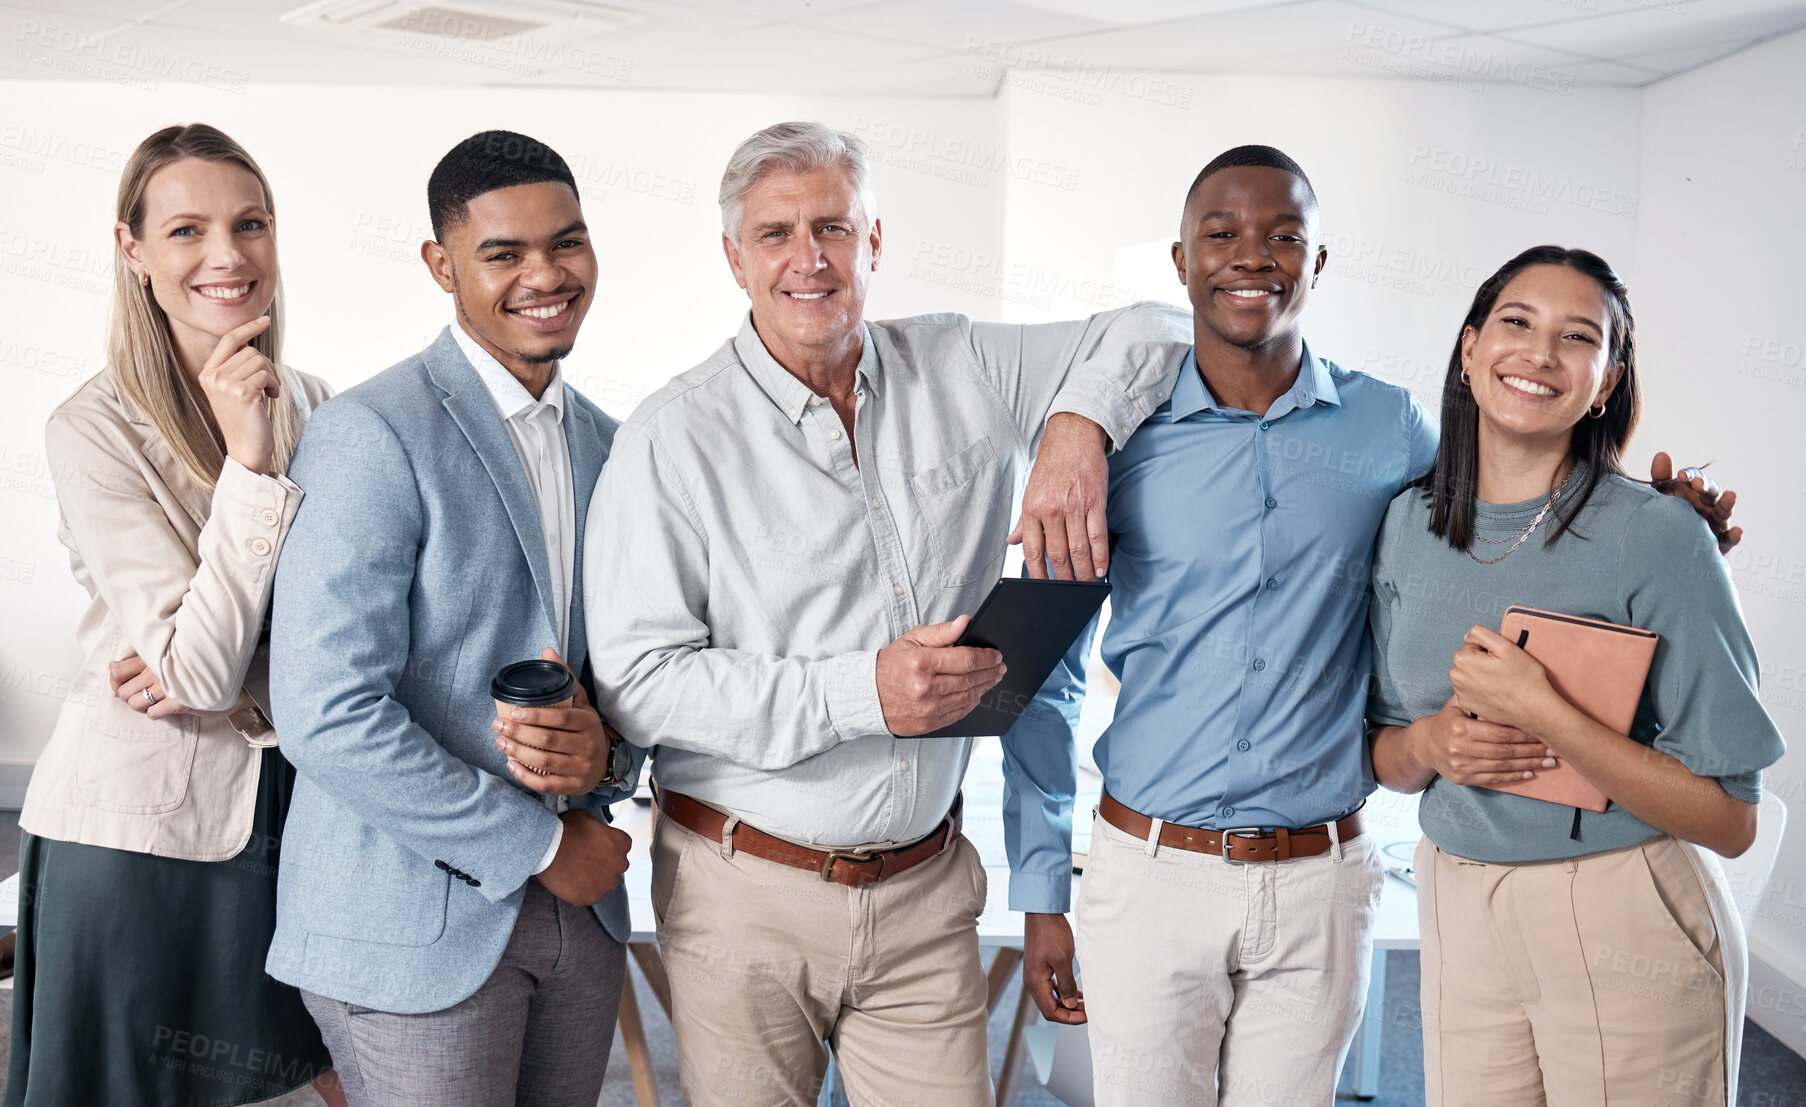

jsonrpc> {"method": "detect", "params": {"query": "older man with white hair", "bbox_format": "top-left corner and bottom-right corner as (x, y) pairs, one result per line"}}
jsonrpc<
(584, 120), (1186, 1105)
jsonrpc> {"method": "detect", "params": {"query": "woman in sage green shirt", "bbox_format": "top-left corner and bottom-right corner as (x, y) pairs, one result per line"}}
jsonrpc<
(1367, 245), (1784, 1107)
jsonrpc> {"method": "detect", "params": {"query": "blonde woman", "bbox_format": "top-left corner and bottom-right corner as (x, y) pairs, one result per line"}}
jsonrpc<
(6, 124), (343, 1107)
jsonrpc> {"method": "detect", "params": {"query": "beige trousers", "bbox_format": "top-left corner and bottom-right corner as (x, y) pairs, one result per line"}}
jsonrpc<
(1418, 835), (1746, 1107)
(651, 816), (992, 1107)
(1073, 812), (1384, 1107)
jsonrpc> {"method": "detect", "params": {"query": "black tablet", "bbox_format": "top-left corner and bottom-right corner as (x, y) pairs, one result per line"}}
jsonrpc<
(916, 577), (1111, 739)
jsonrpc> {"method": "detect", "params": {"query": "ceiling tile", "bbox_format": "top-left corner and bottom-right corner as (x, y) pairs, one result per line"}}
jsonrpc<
(809, 50), (1002, 96)
(1010, 0), (1296, 25)
(696, 18), (948, 73)
(1561, 56), (1662, 83)
(5, 0), (162, 20)
(1010, 0), (1464, 71)
(1503, 1), (1806, 59)
(1349, 0), (1582, 34)
(797, 0), (1111, 54)
(7, 0), (1802, 91)
(1616, 36), (1775, 75)
(148, 0), (375, 45)
(656, 0), (896, 18)
(4, 4), (329, 85)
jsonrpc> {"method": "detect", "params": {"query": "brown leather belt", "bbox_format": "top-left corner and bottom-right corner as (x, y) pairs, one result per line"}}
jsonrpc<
(655, 787), (963, 887)
(1098, 791), (1364, 863)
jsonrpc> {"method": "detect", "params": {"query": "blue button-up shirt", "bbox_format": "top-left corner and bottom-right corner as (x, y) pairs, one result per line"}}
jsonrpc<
(1001, 343), (1439, 912)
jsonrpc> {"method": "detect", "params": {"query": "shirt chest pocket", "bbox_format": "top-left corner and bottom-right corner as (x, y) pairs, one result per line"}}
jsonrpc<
(907, 436), (1010, 586)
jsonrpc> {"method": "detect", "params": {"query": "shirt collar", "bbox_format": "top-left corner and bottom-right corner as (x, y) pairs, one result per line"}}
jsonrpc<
(1168, 341), (1341, 420)
(452, 322), (565, 423)
(733, 312), (879, 426)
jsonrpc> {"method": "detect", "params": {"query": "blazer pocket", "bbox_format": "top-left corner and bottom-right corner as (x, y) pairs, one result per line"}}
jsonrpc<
(908, 436), (1009, 586)
(298, 830), (451, 948)
(75, 699), (199, 815)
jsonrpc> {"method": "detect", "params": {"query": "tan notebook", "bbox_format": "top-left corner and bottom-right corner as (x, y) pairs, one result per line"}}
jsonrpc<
(1480, 606), (1659, 813)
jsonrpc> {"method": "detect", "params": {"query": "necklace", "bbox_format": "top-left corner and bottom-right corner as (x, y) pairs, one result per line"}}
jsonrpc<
(1468, 469), (1573, 565)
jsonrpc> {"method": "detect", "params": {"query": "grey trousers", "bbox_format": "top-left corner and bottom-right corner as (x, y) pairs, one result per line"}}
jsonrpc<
(302, 879), (626, 1107)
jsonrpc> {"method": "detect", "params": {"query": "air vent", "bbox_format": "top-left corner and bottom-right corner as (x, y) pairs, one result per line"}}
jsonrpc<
(281, 0), (638, 41)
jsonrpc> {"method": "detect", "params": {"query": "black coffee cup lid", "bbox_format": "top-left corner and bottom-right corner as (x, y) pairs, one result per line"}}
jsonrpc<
(492, 659), (576, 707)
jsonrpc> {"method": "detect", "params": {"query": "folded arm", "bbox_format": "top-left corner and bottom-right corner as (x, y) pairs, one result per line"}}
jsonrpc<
(47, 411), (297, 714)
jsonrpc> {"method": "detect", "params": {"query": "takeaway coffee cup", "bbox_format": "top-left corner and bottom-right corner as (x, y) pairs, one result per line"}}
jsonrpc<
(491, 659), (577, 720)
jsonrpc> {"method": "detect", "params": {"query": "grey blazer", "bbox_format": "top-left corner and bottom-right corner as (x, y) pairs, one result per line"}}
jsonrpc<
(266, 327), (641, 1014)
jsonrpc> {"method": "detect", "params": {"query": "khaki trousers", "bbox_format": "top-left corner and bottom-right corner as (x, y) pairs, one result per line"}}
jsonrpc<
(1418, 835), (1745, 1107)
(1073, 812), (1384, 1107)
(651, 815), (992, 1107)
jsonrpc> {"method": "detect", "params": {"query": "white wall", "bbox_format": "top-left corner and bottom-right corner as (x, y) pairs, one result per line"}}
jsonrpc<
(0, 80), (1008, 787)
(995, 72), (1644, 401)
(1634, 28), (1806, 1053)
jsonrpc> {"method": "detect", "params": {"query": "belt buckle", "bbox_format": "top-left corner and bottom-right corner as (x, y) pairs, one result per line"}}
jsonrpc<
(820, 848), (875, 882)
(1218, 826), (1266, 865)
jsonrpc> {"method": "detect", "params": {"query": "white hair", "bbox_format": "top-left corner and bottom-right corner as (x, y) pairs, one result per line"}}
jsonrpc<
(718, 121), (877, 240)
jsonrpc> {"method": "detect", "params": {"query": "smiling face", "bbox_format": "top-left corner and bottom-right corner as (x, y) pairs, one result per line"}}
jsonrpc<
(423, 180), (594, 374)
(722, 164), (880, 373)
(1462, 263), (1624, 449)
(116, 156), (278, 369)
(1172, 166), (1326, 354)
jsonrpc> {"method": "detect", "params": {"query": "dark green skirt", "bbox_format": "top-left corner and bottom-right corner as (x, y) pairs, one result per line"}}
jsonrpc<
(4, 749), (330, 1107)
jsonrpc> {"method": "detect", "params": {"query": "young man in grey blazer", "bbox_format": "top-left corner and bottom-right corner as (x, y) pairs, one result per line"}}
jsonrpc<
(268, 131), (641, 1106)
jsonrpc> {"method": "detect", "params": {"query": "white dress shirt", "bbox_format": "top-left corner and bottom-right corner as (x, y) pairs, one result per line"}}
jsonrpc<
(452, 323), (574, 872)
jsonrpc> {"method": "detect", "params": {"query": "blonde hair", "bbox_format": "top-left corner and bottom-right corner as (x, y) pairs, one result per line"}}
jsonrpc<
(110, 123), (302, 487)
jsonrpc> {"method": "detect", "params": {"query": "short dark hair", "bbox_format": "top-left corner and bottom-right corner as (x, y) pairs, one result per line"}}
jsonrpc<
(1415, 244), (1640, 551)
(427, 130), (579, 241)
(1182, 144), (1319, 225)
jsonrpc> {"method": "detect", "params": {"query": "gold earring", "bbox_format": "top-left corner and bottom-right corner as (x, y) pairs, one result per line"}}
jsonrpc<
(1460, 369), (1471, 386)
(140, 272), (150, 288)
(1588, 400), (1607, 419)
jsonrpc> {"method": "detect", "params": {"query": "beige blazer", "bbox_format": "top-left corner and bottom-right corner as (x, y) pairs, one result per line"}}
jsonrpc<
(22, 367), (333, 861)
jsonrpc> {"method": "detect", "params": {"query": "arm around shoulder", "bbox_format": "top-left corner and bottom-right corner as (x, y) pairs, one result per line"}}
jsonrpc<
(1621, 494), (1786, 793)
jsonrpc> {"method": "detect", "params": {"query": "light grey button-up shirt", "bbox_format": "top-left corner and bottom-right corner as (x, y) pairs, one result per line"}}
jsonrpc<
(584, 304), (1189, 848)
